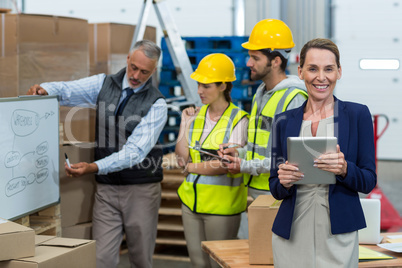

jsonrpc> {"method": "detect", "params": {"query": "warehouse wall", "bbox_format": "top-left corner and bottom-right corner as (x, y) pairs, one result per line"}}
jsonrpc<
(0, 0), (11, 9)
(22, 0), (234, 45)
(16, 0), (402, 161)
(282, 0), (330, 52)
(244, 0), (281, 34)
(332, 0), (402, 161)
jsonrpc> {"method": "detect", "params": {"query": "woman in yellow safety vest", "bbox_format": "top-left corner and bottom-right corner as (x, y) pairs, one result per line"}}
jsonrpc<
(175, 53), (249, 268)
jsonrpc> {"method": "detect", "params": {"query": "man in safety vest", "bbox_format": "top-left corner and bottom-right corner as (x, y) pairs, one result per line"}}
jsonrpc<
(220, 19), (308, 237)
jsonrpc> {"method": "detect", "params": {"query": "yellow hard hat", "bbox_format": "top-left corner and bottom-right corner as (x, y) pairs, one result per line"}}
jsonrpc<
(242, 19), (295, 51)
(190, 53), (236, 84)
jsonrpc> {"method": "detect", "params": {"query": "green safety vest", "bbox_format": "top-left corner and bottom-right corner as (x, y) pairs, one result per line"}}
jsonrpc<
(177, 102), (249, 215)
(244, 87), (308, 191)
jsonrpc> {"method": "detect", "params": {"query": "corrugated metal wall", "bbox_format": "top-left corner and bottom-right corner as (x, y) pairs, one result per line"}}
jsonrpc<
(245, 0), (331, 51)
(244, 0), (331, 73)
(245, 0), (281, 34)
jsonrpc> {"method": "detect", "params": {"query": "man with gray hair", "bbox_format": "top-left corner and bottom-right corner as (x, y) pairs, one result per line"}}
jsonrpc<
(27, 40), (167, 268)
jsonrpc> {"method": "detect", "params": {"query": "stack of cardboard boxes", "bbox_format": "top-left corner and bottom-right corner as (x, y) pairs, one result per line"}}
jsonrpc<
(0, 15), (159, 145)
(0, 14), (89, 97)
(88, 22), (156, 76)
(0, 13), (97, 266)
(0, 218), (95, 267)
(0, 13), (95, 144)
(0, 12), (158, 263)
(0, 13), (160, 264)
(0, 11), (96, 234)
(0, 11), (156, 234)
(59, 22), (156, 239)
(59, 143), (96, 240)
(59, 22), (157, 144)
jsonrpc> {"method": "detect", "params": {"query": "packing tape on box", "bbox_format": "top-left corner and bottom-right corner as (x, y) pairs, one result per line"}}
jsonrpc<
(53, 15), (59, 35)
(1, 14), (4, 58)
(93, 24), (97, 63)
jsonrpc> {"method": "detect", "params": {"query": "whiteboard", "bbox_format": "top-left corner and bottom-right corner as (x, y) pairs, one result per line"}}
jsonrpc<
(0, 96), (59, 220)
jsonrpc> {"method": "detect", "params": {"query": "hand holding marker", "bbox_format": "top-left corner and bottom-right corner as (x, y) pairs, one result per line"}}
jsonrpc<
(218, 144), (240, 162)
(222, 144), (239, 150)
(65, 153), (71, 168)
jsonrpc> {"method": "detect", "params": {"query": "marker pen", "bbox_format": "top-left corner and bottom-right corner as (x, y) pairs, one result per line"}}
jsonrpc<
(64, 153), (71, 168)
(223, 144), (239, 150)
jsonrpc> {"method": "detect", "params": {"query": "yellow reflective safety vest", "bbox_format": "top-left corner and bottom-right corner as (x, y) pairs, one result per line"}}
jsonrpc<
(245, 87), (308, 191)
(178, 102), (249, 215)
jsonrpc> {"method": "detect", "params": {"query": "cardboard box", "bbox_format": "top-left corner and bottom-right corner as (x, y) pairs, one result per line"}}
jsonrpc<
(59, 143), (96, 228)
(89, 23), (156, 75)
(60, 106), (96, 143)
(0, 14), (89, 98)
(0, 218), (35, 261)
(248, 195), (281, 265)
(62, 222), (93, 240)
(0, 235), (96, 267)
(0, 14), (92, 143)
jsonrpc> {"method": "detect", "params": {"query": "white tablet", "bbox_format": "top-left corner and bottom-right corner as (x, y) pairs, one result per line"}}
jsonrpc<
(287, 137), (337, 184)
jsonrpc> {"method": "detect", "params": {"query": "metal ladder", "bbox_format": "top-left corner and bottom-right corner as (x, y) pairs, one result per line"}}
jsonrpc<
(131, 0), (201, 107)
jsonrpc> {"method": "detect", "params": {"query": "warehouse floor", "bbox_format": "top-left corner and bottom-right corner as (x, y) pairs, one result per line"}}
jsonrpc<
(117, 255), (191, 268)
(117, 160), (402, 267)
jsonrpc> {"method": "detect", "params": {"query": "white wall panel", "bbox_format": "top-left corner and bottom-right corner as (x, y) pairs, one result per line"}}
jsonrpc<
(333, 0), (402, 160)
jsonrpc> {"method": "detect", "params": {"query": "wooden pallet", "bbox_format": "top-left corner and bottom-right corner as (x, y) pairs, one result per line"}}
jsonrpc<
(157, 167), (253, 262)
(0, 8), (11, 13)
(154, 168), (189, 262)
(13, 204), (62, 237)
(118, 168), (189, 262)
(120, 164), (253, 262)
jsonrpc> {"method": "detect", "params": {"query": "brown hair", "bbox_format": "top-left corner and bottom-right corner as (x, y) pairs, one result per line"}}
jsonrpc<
(299, 38), (340, 68)
(260, 49), (289, 72)
(215, 82), (233, 103)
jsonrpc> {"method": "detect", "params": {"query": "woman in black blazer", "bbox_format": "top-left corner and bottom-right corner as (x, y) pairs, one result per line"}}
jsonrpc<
(269, 38), (377, 267)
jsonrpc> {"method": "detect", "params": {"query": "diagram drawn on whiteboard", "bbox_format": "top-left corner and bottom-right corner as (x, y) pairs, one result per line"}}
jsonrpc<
(5, 109), (56, 196)
(0, 96), (59, 220)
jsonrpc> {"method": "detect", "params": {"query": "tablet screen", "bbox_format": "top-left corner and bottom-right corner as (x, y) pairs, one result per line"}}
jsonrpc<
(287, 137), (337, 184)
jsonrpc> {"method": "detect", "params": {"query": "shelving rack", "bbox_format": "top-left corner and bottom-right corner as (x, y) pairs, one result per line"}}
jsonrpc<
(159, 36), (261, 153)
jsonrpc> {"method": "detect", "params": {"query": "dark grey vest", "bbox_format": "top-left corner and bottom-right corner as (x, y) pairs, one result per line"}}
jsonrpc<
(95, 68), (165, 185)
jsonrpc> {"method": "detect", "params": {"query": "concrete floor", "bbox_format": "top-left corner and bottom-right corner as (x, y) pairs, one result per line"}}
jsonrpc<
(117, 254), (191, 268)
(117, 160), (402, 267)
